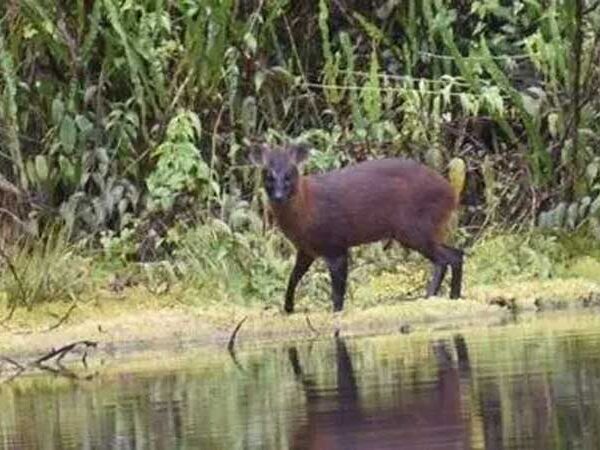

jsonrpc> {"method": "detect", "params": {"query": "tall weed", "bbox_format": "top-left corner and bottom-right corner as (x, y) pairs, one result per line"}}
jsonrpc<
(0, 228), (89, 313)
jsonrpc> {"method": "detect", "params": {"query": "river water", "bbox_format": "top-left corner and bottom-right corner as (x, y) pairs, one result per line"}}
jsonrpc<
(2, 312), (600, 449)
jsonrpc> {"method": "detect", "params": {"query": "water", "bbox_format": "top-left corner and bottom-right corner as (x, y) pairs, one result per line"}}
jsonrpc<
(2, 312), (600, 449)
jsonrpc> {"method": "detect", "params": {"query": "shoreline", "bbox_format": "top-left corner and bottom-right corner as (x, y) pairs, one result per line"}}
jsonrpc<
(1, 277), (600, 364)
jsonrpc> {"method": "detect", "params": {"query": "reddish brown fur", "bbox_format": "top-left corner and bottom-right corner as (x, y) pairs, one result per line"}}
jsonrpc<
(251, 145), (464, 312)
(271, 158), (457, 259)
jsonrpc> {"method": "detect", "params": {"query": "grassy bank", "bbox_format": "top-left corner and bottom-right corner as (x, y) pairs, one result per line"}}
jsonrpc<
(1, 229), (599, 361)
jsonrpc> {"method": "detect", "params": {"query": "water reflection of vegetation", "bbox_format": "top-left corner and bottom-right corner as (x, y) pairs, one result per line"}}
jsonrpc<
(2, 313), (600, 449)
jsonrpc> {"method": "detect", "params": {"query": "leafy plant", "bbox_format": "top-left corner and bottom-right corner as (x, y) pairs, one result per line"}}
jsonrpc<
(0, 0), (599, 306)
(146, 110), (217, 212)
(173, 219), (291, 306)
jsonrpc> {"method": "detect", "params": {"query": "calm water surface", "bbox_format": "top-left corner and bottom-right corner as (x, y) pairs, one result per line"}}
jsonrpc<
(3, 312), (600, 449)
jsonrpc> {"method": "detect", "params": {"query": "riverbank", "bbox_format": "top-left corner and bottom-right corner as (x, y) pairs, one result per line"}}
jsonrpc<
(1, 276), (600, 362)
(2, 229), (600, 366)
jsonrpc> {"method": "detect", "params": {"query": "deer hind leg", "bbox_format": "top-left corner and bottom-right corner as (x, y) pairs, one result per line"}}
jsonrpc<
(325, 251), (349, 312)
(442, 245), (464, 299)
(416, 241), (463, 299)
(392, 222), (463, 299)
(426, 264), (448, 297)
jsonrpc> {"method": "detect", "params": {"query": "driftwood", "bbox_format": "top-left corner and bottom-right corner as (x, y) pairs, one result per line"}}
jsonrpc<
(0, 340), (98, 383)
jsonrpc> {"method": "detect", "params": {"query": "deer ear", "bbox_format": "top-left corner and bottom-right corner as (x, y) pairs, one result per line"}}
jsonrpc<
(289, 144), (310, 165)
(248, 144), (270, 166)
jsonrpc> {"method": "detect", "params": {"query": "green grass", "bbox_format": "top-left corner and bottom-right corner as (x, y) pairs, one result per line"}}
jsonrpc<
(0, 228), (90, 316)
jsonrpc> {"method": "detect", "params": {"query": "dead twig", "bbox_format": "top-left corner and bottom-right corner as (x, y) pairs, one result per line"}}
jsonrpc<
(305, 315), (320, 336)
(44, 303), (78, 332)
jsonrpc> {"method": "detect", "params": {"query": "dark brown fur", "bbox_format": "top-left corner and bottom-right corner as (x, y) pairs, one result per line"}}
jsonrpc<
(250, 144), (463, 313)
(271, 159), (456, 256)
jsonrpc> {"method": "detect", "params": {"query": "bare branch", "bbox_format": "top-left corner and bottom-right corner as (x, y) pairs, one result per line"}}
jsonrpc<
(584, 0), (600, 15)
(43, 303), (78, 333)
(34, 340), (97, 366)
(0, 356), (25, 371)
(227, 316), (247, 354)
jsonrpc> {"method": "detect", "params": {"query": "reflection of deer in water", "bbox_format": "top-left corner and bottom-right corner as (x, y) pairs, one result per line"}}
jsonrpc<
(287, 335), (472, 450)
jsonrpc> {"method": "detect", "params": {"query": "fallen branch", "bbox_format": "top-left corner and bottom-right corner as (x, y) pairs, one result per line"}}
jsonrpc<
(0, 356), (25, 383)
(34, 340), (97, 366)
(0, 356), (25, 371)
(1, 340), (99, 383)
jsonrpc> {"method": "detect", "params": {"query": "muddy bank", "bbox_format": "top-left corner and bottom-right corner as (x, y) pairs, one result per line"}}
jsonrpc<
(1, 298), (501, 361)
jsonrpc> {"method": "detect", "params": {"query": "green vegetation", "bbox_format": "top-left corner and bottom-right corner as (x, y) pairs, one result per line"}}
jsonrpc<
(0, 1), (599, 332)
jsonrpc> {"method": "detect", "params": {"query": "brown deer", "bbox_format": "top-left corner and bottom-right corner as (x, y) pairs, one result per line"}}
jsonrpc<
(250, 144), (463, 313)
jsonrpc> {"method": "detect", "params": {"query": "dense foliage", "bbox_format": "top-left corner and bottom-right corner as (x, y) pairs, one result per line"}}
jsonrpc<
(0, 0), (599, 309)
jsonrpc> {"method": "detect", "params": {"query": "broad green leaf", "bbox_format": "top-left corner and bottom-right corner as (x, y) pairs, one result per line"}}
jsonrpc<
(59, 155), (76, 185)
(76, 115), (94, 136)
(35, 155), (49, 181)
(586, 161), (599, 184)
(51, 98), (64, 125)
(60, 116), (77, 153)
(243, 32), (257, 55)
